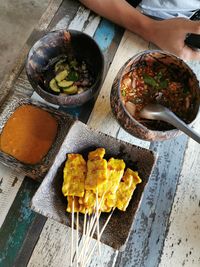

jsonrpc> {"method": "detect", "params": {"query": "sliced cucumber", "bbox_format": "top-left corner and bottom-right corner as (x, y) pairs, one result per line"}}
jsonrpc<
(55, 62), (69, 73)
(58, 80), (74, 88)
(55, 70), (68, 82)
(49, 78), (60, 92)
(63, 85), (78, 94)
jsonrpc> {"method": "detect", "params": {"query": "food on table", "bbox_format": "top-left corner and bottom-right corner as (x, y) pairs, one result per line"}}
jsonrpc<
(67, 196), (80, 213)
(62, 154), (87, 197)
(48, 56), (94, 95)
(62, 148), (142, 214)
(78, 190), (96, 214)
(121, 53), (194, 129)
(0, 104), (58, 164)
(100, 158), (126, 211)
(116, 168), (141, 211)
(85, 148), (107, 193)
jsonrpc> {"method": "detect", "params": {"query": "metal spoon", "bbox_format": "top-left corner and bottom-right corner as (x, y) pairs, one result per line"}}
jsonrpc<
(139, 103), (200, 143)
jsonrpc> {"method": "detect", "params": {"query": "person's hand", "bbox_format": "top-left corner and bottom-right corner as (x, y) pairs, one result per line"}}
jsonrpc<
(150, 18), (200, 61)
(80, 0), (200, 61)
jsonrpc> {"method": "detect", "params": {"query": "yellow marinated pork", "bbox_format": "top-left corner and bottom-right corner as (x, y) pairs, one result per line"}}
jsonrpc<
(67, 196), (80, 213)
(62, 149), (142, 215)
(102, 158), (126, 209)
(115, 168), (142, 211)
(88, 147), (105, 160)
(85, 148), (107, 193)
(78, 190), (96, 214)
(62, 154), (86, 197)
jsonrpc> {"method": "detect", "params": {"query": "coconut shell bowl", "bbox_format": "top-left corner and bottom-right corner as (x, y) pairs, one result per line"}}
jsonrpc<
(110, 50), (200, 141)
(26, 29), (104, 107)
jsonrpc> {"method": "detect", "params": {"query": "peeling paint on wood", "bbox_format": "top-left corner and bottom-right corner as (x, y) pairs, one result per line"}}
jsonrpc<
(83, 13), (101, 36)
(0, 164), (24, 228)
(115, 135), (189, 267)
(0, 178), (39, 267)
(159, 116), (200, 267)
(88, 30), (149, 137)
(27, 219), (118, 267)
(68, 6), (90, 30)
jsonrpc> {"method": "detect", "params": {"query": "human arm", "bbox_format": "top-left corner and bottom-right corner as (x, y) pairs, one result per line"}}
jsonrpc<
(80, 0), (200, 60)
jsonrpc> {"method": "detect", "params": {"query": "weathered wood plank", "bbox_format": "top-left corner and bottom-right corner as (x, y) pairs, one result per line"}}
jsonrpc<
(83, 13), (101, 36)
(159, 114), (200, 267)
(68, 6), (90, 30)
(115, 134), (188, 267)
(88, 30), (150, 145)
(0, 164), (24, 228)
(48, 0), (80, 31)
(14, 215), (47, 267)
(27, 219), (118, 267)
(0, 178), (40, 267)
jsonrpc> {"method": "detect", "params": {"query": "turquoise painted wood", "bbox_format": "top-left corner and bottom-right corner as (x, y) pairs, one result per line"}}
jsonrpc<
(94, 19), (116, 51)
(0, 178), (39, 267)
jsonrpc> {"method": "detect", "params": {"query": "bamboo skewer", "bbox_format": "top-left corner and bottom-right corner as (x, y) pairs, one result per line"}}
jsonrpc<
(76, 212), (79, 267)
(81, 211), (101, 265)
(78, 215), (94, 263)
(79, 192), (106, 267)
(78, 213), (94, 263)
(70, 196), (75, 267)
(76, 212), (87, 266)
(96, 189), (101, 256)
(78, 190), (106, 261)
(77, 193), (100, 264)
(82, 208), (115, 267)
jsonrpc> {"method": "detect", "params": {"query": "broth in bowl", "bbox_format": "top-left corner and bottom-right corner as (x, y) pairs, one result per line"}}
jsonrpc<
(121, 52), (199, 131)
(110, 50), (200, 141)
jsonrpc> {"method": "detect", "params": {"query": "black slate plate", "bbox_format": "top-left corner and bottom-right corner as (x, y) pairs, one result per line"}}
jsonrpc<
(0, 96), (74, 181)
(31, 121), (157, 250)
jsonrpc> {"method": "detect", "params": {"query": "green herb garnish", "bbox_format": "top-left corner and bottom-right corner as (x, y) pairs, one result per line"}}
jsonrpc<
(67, 71), (79, 82)
(159, 80), (168, 89)
(143, 74), (157, 88)
(121, 90), (126, 96)
(183, 86), (189, 94)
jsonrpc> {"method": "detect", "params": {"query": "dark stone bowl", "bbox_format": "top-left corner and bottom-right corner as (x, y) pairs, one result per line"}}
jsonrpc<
(26, 29), (104, 107)
(110, 50), (200, 141)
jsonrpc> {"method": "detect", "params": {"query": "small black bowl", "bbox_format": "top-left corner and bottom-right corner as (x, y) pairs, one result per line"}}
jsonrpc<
(26, 29), (104, 107)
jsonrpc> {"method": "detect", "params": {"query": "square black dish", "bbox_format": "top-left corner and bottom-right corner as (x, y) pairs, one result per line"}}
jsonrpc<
(31, 121), (157, 250)
(0, 96), (74, 180)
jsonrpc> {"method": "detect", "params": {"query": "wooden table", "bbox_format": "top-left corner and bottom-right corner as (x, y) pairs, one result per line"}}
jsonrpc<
(0, 1), (200, 266)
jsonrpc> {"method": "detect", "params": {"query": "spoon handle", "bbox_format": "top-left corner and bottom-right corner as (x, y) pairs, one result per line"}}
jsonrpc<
(162, 110), (200, 144)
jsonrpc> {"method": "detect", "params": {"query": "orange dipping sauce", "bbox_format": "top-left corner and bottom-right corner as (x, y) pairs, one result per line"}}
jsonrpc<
(0, 104), (58, 164)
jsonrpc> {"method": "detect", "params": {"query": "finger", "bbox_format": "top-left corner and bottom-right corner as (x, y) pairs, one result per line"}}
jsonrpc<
(182, 45), (200, 61)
